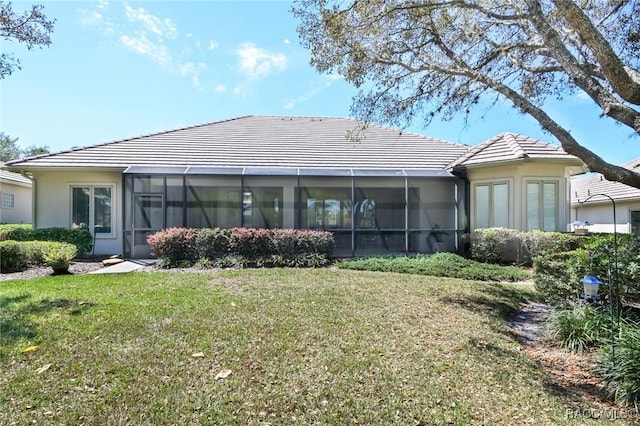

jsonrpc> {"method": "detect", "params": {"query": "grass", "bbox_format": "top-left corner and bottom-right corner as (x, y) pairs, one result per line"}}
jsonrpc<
(0, 268), (628, 425)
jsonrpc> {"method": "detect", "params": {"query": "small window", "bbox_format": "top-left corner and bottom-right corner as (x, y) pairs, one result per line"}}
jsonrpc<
(475, 182), (509, 228)
(71, 186), (114, 237)
(1, 193), (15, 208)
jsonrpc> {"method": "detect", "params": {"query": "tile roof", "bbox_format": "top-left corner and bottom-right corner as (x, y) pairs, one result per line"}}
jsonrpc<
(571, 159), (640, 205)
(5, 115), (470, 171)
(447, 132), (581, 168)
(0, 163), (32, 186)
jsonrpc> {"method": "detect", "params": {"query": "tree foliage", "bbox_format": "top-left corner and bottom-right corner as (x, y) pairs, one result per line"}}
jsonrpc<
(0, 132), (49, 162)
(0, 1), (55, 78)
(293, 0), (640, 188)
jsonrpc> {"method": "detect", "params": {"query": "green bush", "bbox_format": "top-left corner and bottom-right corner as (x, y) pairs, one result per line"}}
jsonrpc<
(194, 227), (231, 260)
(0, 240), (78, 272)
(471, 228), (581, 266)
(598, 318), (640, 405)
(147, 227), (335, 268)
(0, 226), (93, 255)
(42, 243), (78, 267)
(0, 241), (27, 272)
(337, 252), (531, 282)
(533, 233), (640, 304)
(547, 302), (610, 352)
(533, 250), (590, 304)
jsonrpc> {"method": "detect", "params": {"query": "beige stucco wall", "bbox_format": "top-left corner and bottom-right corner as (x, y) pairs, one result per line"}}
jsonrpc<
(571, 200), (640, 234)
(0, 181), (32, 224)
(466, 161), (575, 232)
(30, 170), (123, 255)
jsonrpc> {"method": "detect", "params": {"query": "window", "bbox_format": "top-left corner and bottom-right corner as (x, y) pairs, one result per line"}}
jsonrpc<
(475, 182), (509, 228)
(71, 186), (113, 236)
(526, 181), (558, 231)
(1, 193), (14, 208)
(631, 211), (640, 235)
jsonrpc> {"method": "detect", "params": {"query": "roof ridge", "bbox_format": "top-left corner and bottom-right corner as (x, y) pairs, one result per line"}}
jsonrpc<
(501, 133), (528, 159)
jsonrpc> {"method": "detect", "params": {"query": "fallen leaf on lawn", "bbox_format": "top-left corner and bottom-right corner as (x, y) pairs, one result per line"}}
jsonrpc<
(191, 352), (205, 358)
(36, 363), (52, 374)
(215, 369), (232, 380)
(22, 345), (39, 353)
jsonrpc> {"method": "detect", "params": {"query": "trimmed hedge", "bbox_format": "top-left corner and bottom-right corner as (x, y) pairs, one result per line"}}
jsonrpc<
(0, 240), (78, 273)
(471, 228), (582, 266)
(147, 227), (335, 268)
(0, 225), (93, 255)
(533, 233), (640, 305)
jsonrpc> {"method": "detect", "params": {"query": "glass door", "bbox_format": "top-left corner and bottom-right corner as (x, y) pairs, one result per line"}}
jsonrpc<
(132, 194), (164, 258)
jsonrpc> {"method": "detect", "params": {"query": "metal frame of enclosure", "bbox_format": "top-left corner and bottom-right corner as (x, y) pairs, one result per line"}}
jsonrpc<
(122, 166), (467, 258)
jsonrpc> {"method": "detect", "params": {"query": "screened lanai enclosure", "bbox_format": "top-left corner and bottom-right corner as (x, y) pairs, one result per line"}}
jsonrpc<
(123, 167), (467, 258)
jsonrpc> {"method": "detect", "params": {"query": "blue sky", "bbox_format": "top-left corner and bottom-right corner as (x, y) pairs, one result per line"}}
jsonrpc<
(1, 0), (638, 165)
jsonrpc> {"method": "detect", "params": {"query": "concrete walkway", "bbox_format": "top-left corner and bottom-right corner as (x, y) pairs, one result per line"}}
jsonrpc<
(88, 259), (157, 274)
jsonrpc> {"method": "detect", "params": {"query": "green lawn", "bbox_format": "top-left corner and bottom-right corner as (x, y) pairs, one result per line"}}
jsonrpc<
(0, 269), (625, 424)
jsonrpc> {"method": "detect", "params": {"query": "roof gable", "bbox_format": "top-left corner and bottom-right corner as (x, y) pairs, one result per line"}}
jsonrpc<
(6, 115), (470, 171)
(447, 132), (580, 168)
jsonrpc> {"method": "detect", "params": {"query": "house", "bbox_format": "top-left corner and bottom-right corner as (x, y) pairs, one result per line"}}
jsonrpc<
(0, 164), (32, 224)
(3, 115), (585, 257)
(571, 159), (640, 234)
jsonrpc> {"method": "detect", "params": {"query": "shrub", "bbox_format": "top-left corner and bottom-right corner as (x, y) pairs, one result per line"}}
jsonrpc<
(598, 318), (640, 405)
(0, 226), (93, 255)
(533, 250), (590, 304)
(337, 252), (531, 282)
(147, 227), (335, 268)
(0, 241), (27, 272)
(471, 228), (581, 266)
(194, 228), (231, 260)
(147, 227), (197, 267)
(42, 243), (78, 267)
(0, 240), (78, 272)
(547, 302), (610, 352)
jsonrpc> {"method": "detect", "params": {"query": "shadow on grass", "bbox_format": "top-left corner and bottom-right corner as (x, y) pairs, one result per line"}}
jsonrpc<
(439, 283), (535, 321)
(0, 295), (94, 343)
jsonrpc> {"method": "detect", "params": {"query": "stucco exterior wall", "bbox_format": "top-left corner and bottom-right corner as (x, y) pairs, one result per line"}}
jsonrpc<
(30, 170), (123, 255)
(0, 182), (32, 224)
(466, 161), (574, 232)
(571, 200), (640, 234)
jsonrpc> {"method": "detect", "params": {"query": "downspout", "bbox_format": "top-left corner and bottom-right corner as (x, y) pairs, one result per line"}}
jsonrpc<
(22, 172), (36, 229)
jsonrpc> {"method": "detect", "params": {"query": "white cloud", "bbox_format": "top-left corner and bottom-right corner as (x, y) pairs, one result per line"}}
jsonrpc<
(98, 0), (109, 10)
(78, 9), (103, 26)
(214, 84), (228, 94)
(207, 40), (219, 51)
(124, 4), (178, 40)
(284, 74), (344, 110)
(180, 62), (208, 88)
(284, 38), (290, 44)
(120, 32), (172, 68)
(237, 42), (286, 79)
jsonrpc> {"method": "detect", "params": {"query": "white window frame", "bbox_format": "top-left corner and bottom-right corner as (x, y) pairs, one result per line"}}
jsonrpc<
(525, 179), (559, 232)
(473, 180), (511, 229)
(70, 184), (116, 239)
(1, 192), (15, 209)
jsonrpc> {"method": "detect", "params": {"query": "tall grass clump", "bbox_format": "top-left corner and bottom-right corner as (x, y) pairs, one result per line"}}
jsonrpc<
(598, 318), (640, 405)
(547, 302), (610, 352)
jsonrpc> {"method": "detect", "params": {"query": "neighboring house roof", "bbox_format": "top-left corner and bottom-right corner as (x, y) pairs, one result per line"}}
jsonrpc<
(447, 132), (582, 169)
(571, 159), (640, 205)
(5, 115), (471, 171)
(0, 163), (32, 187)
